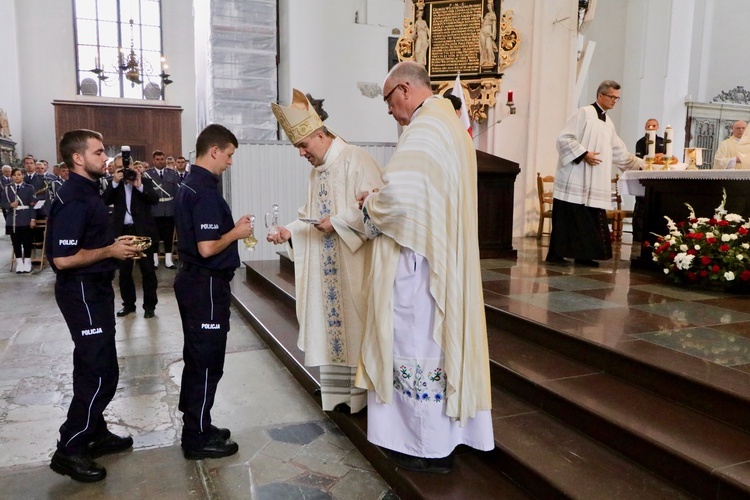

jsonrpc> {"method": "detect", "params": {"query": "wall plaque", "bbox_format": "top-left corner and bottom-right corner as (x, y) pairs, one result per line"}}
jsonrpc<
(396, 0), (520, 122)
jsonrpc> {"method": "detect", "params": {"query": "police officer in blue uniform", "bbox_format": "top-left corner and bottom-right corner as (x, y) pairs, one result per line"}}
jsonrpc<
(174, 124), (252, 460)
(46, 129), (138, 482)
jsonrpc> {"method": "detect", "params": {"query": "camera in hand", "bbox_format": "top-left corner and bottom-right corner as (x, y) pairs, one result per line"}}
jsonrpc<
(121, 145), (137, 181)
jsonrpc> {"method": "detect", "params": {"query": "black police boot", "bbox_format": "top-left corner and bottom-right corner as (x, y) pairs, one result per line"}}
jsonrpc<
(182, 434), (239, 460)
(116, 307), (136, 317)
(50, 450), (106, 483)
(87, 431), (134, 458)
(210, 425), (231, 440)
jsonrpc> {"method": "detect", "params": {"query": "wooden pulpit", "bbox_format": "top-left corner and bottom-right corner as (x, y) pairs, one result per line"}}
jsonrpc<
(476, 150), (520, 259)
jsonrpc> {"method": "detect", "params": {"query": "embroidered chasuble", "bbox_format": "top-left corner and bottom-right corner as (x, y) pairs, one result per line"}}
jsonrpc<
(284, 137), (382, 410)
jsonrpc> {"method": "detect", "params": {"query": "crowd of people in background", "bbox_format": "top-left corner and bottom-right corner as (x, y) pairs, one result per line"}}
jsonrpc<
(0, 152), (191, 276)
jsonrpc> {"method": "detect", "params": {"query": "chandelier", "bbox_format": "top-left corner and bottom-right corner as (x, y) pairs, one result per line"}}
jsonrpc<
(90, 18), (172, 90)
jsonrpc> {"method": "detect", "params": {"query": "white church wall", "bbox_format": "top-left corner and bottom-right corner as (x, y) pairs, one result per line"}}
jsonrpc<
(0, 0), (22, 160)
(278, 0), (406, 143)
(702, 0), (750, 103)
(475, 0), (580, 236)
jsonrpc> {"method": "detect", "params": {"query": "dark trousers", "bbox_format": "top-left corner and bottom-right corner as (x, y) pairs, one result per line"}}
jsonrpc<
(119, 246), (158, 311)
(154, 216), (175, 253)
(174, 269), (232, 449)
(8, 225), (33, 258)
(55, 275), (118, 455)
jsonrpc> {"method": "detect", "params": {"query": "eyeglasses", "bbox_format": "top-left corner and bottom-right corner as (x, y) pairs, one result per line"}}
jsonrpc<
(602, 94), (620, 102)
(383, 84), (405, 105)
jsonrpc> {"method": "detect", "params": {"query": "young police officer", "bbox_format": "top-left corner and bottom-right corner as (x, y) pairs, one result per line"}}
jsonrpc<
(47, 129), (138, 482)
(174, 124), (252, 459)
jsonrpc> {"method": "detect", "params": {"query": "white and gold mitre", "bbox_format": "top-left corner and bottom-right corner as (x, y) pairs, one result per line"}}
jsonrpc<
(271, 89), (324, 144)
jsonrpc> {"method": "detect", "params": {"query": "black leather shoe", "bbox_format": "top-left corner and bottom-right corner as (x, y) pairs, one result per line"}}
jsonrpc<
(575, 259), (600, 267)
(210, 425), (231, 440)
(117, 307), (136, 317)
(50, 450), (106, 483)
(332, 403), (351, 415)
(87, 431), (133, 458)
(183, 435), (239, 460)
(144, 310), (155, 319)
(545, 255), (570, 266)
(386, 449), (453, 474)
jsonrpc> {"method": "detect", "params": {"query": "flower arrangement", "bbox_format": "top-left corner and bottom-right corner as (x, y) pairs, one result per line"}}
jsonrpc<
(647, 190), (750, 291)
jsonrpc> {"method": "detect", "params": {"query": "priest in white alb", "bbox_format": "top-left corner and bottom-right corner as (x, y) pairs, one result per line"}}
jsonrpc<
(546, 80), (644, 267)
(350, 62), (494, 474)
(713, 120), (747, 169)
(268, 89), (383, 413)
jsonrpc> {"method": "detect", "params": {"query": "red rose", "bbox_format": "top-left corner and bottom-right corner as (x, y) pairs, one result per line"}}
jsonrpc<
(643, 241), (651, 248)
(688, 272), (698, 281)
(700, 270), (708, 277)
(706, 237), (717, 244)
(712, 265), (720, 273)
(689, 218), (698, 223)
(694, 233), (704, 239)
(710, 218), (718, 224)
(742, 270), (750, 281)
(718, 220), (729, 227)
(662, 242), (671, 249)
(669, 252), (676, 260)
(739, 227), (748, 235)
(687, 249), (697, 255)
(678, 221), (686, 228)
(701, 256), (712, 265)
(720, 244), (730, 252)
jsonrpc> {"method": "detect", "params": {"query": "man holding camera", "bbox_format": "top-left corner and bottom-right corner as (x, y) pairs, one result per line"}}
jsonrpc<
(102, 151), (160, 318)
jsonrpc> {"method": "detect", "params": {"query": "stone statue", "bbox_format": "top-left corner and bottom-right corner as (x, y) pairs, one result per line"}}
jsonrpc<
(412, 7), (430, 67)
(0, 108), (10, 138)
(479, 0), (498, 70)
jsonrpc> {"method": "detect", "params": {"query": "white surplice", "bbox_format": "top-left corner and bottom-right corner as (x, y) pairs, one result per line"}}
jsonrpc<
(285, 137), (382, 412)
(713, 137), (744, 169)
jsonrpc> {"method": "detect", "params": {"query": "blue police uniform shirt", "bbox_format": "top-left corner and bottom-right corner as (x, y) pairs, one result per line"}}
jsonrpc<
(46, 171), (118, 275)
(175, 165), (240, 270)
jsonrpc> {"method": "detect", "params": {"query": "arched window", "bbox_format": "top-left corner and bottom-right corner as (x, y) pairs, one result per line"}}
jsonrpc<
(74, 0), (166, 100)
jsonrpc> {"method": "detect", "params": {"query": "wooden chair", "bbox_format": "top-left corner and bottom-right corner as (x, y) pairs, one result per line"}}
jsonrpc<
(607, 174), (633, 241)
(536, 172), (554, 239)
(30, 219), (47, 270)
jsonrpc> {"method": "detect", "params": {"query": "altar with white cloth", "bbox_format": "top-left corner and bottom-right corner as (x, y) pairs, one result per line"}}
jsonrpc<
(618, 170), (750, 268)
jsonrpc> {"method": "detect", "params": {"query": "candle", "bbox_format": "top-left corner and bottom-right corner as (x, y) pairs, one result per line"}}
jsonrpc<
(664, 125), (673, 158)
(507, 90), (513, 104)
(94, 56), (99, 69)
(696, 148), (703, 166)
(646, 129), (656, 157)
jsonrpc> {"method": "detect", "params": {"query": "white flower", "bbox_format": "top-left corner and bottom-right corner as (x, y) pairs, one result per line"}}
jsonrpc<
(738, 255), (744, 261)
(653, 255), (659, 262)
(694, 245), (701, 251)
(673, 252), (695, 270)
(705, 232), (715, 239)
(697, 217), (710, 224)
(665, 235), (672, 241)
(654, 242), (661, 249)
(730, 234), (738, 240)
(726, 213), (744, 223)
(743, 243), (750, 250)
(680, 244), (688, 252)
(663, 268), (670, 274)
(724, 271), (735, 281)
(722, 234), (732, 242)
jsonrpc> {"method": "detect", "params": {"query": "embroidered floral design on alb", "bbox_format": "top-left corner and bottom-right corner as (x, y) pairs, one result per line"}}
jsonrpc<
(393, 363), (446, 403)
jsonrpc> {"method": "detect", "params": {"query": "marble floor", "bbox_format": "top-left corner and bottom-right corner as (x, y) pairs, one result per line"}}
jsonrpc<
(486, 234), (750, 399)
(0, 234), (392, 500)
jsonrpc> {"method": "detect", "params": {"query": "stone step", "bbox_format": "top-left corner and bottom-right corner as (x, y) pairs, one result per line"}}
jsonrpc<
(488, 327), (750, 498)
(233, 260), (530, 499)
(237, 259), (721, 498)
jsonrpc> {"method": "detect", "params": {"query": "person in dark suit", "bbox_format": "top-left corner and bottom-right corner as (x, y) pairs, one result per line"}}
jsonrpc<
(102, 153), (160, 318)
(634, 118), (666, 159)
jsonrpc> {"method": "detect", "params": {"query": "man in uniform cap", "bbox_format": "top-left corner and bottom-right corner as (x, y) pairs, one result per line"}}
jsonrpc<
(268, 89), (382, 414)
